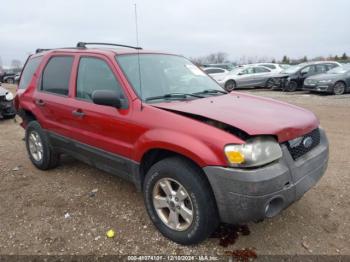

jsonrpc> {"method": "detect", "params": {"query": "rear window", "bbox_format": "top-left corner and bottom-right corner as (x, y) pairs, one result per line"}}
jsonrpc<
(41, 56), (73, 96)
(18, 56), (43, 89)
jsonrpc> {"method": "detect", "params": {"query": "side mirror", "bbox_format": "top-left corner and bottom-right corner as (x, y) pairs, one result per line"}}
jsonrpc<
(92, 90), (122, 108)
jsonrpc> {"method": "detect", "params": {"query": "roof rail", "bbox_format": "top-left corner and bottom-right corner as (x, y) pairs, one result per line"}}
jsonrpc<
(35, 48), (52, 54)
(35, 47), (77, 54)
(77, 42), (142, 50)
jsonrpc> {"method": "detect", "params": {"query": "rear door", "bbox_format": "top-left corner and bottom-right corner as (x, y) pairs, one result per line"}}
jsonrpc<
(236, 67), (255, 87)
(34, 55), (76, 135)
(253, 67), (272, 86)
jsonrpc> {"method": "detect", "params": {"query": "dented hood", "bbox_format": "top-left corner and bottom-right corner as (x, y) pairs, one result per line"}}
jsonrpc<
(154, 92), (319, 142)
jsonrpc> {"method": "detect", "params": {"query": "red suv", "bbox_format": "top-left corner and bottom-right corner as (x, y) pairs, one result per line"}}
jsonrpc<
(16, 43), (329, 245)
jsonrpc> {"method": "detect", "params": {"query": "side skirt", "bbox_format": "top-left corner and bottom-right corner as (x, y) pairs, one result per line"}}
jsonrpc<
(46, 131), (142, 190)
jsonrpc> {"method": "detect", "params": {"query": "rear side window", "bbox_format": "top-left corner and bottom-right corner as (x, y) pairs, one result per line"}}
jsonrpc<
(18, 56), (43, 89)
(76, 57), (124, 101)
(41, 56), (73, 95)
(261, 64), (276, 69)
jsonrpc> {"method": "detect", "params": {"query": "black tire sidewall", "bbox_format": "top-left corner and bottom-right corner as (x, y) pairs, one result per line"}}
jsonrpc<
(287, 81), (298, 92)
(143, 157), (218, 245)
(25, 121), (54, 170)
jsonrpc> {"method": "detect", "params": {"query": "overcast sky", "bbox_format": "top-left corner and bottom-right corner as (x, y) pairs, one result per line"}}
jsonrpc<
(1, 0), (349, 66)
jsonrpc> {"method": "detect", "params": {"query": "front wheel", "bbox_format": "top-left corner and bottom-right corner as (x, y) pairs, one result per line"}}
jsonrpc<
(333, 81), (346, 95)
(143, 157), (219, 245)
(285, 80), (298, 92)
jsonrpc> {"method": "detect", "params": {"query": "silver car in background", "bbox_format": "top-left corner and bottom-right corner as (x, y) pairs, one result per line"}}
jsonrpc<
(217, 66), (276, 91)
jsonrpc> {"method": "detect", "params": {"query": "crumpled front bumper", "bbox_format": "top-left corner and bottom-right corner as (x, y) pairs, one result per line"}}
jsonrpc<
(203, 129), (329, 224)
(0, 99), (16, 118)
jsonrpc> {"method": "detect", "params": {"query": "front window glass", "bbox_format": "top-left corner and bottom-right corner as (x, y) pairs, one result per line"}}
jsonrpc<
(116, 54), (224, 101)
(76, 57), (124, 101)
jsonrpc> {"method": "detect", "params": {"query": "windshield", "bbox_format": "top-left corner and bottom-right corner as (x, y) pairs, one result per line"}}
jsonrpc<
(116, 54), (224, 102)
(327, 66), (350, 74)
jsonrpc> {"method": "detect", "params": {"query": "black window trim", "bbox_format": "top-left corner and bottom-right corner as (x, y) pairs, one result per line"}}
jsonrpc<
(74, 55), (129, 108)
(38, 55), (75, 97)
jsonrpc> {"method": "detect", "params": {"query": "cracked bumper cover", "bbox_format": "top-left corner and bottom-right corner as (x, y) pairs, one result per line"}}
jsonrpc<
(203, 129), (329, 224)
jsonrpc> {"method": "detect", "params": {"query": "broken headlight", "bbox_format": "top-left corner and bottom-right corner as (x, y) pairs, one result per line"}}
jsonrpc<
(224, 136), (282, 168)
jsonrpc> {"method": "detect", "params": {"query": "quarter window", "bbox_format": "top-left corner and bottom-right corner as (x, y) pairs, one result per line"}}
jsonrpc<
(41, 56), (74, 95)
(76, 57), (124, 101)
(18, 56), (43, 90)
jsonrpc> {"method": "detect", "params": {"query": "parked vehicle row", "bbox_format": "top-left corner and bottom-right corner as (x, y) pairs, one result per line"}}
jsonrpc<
(204, 61), (349, 95)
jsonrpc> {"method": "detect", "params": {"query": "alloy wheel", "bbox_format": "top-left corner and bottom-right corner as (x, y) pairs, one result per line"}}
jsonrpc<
(28, 131), (44, 162)
(152, 178), (194, 231)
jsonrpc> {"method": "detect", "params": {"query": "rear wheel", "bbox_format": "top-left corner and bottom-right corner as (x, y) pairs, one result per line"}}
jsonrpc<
(333, 81), (346, 95)
(224, 80), (236, 92)
(143, 157), (219, 245)
(25, 121), (59, 170)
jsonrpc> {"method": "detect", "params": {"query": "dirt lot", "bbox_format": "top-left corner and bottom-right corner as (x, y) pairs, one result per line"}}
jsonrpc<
(0, 84), (349, 256)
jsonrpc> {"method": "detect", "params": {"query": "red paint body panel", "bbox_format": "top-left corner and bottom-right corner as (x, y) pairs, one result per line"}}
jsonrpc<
(154, 92), (319, 143)
(16, 48), (320, 169)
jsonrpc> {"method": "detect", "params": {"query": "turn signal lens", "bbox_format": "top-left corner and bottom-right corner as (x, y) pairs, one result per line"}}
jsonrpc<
(225, 151), (245, 164)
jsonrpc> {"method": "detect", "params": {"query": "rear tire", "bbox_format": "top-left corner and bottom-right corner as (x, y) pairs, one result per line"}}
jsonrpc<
(333, 81), (346, 95)
(25, 121), (59, 170)
(143, 157), (219, 245)
(224, 80), (236, 92)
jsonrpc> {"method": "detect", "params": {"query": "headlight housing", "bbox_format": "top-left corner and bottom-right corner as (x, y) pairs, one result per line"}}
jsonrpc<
(224, 136), (282, 168)
(5, 91), (14, 101)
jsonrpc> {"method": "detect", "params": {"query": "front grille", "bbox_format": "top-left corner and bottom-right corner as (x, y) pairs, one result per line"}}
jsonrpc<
(286, 128), (320, 160)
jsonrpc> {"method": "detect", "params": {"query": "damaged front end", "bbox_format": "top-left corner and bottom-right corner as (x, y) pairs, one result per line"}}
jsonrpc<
(0, 85), (16, 119)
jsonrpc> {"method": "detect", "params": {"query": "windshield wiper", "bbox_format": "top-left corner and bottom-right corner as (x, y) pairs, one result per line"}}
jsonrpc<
(145, 92), (204, 102)
(193, 89), (228, 95)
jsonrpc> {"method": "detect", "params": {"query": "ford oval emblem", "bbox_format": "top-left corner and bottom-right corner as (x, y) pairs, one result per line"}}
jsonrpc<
(303, 137), (313, 148)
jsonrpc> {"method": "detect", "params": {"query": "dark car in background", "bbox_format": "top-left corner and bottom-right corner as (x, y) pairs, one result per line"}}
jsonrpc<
(303, 65), (350, 95)
(0, 84), (16, 119)
(266, 61), (341, 91)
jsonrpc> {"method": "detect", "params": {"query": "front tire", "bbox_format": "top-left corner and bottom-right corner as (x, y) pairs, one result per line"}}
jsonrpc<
(333, 81), (346, 95)
(143, 157), (219, 245)
(285, 80), (298, 92)
(25, 121), (59, 170)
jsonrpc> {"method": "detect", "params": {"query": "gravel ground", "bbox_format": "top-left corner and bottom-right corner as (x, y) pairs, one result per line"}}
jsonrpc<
(0, 84), (349, 256)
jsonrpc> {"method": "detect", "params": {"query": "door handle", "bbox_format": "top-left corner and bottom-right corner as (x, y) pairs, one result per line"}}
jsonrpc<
(35, 99), (45, 106)
(72, 109), (85, 118)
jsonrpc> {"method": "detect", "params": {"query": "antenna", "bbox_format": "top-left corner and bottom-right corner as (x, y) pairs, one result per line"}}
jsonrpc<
(134, 3), (143, 110)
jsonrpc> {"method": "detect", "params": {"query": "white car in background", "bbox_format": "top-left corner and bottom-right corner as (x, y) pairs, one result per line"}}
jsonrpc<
(217, 65), (275, 91)
(203, 67), (229, 82)
(252, 63), (288, 73)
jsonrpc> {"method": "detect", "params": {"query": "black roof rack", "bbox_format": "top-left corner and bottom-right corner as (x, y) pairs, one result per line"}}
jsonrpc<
(35, 47), (77, 54)
(76, 42), (142, 50)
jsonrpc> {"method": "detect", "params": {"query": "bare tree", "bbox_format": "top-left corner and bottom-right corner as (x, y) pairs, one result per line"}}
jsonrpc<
(11, 59), (22, 69)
